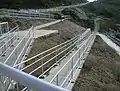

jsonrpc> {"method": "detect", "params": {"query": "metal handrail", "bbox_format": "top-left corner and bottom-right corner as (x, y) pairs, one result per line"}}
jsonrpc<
(21, 30), (91, 91)
(20, 37), (84, 90)
(110, 35), (120, 42)
(0, 22), (9, 38)
(5, 34), (33, 91)
(28, 39), (79, 75)
(4, 26), (33, 64)
(0, 35), (18, 57)
(0, 62), (68, 91)
(66, 34), (95, 89)
(14, 29), (91, 68)
(20, 37), (78, 71)
(14, 34), (79, 67)
(0, 32), (18, 56)
(3, 27), (34, 91)
(0, 26), (18, 43)
(50, 34), (92, 83)
(0, 30), (95, 91)
(21, 38), (80, 91)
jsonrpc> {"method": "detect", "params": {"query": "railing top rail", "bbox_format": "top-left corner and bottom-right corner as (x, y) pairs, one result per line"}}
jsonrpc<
(0, 22), (8, 25)
(0, 62), (68, 91)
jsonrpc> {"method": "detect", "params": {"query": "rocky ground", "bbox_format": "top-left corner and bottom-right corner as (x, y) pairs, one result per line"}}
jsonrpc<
(73, 36), (120, 91)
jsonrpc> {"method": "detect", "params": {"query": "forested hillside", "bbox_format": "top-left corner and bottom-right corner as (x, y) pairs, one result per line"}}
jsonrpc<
(79, 0), (120, 33)
(0, 0), (87, 9)
(82, 0), (120, 23)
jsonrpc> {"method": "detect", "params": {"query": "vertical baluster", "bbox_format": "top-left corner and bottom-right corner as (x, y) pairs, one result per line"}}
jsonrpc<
(71, 58), (74, 79)
(56, 75), (59, 86)
(41, 54), (44, 74)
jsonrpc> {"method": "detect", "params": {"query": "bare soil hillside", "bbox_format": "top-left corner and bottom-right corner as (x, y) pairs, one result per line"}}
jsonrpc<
(27, 20), (86, 57)
(73, 36), (120, 91)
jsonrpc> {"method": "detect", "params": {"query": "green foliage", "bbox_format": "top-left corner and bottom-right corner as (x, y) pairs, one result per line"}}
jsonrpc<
(62, 7), (94, 29)
(80, 0), (120, 33)
(0, 0), (87, 9)
(82, 0), (120, 23)
(62, 8), (87, 20)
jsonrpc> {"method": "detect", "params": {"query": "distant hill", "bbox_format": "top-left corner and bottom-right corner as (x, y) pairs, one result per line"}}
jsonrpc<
(80, 0), (120, 33)
(82, 0), (120, 23)
(0, 0), (87, 9)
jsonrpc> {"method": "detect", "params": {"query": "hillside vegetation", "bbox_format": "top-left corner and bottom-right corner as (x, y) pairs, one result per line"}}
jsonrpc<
(81, 0), (120, 33)
(0, 0), (87, 9)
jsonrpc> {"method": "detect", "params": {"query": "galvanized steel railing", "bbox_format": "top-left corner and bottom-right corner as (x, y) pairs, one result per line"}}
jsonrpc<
(0, 26), (19, 56)
(0, 62), (68, 91)
(0, 27), (96, 91)
(4, 26), (34, 66)
(0, 22), (9, 36)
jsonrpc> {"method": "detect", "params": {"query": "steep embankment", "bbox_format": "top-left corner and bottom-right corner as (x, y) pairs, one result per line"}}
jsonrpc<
(27, 20), (86, 57)
(73, 36), (120, 91)
(24, 20), (86, 79)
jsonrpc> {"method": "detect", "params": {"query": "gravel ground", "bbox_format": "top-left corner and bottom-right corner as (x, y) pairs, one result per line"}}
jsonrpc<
(73, 36), (120, 91)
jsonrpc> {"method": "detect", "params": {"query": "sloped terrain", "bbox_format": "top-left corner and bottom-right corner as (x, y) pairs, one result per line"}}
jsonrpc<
(27, 20), (86, 57)
(0, 0), (87, 9)
(0, 17), (52, 30)
(81, 0), (120, 34)
(73, 36), (120, 91)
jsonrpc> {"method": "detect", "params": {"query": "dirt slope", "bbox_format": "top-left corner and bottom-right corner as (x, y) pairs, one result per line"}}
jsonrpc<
(73, 36), (120, 91)
(27, 20), (86, 57)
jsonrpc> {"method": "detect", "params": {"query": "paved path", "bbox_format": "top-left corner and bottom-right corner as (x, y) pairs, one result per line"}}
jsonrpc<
(34, 20), (62, 30)
(34, 29), (58, 38)
(17, 20), (62, 39)
(97, 33), (120, 55)
(33, 20), (62, 38)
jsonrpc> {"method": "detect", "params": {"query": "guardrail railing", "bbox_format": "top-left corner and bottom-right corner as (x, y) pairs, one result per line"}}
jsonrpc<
(0, 62), (68, 91)
(15, 29), (91, 91)
(0, 26), (19, 56)
(0, 12), (56, 20)
(0, 26), (34, 91)
(4, 26), (34, 66)
(0, 28), (96, 91)
(0, 22), (9, 36)
(105, 33), (120, 46)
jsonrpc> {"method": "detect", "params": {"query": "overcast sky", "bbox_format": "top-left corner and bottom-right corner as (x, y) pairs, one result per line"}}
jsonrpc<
(87, 0), (96, 2)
